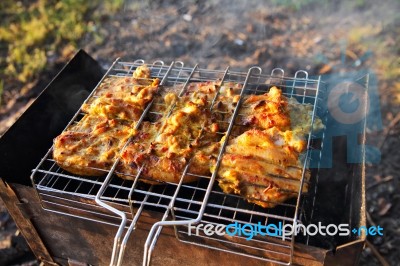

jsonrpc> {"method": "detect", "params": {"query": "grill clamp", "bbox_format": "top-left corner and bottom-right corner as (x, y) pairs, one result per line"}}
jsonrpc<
(31, 59), (324, 265)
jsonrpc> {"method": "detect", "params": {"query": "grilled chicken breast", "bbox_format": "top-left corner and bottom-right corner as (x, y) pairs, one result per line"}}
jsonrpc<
(53, 66), (159, 176)
(240, 87), (291, 130)
(53, 115), (134, 176)
(119, 87), (220, 184)
(214, 86), (321, 208)
(82, 74), (159, 121)
(54, 66), (323, 208)
(214, 128), (310, 208)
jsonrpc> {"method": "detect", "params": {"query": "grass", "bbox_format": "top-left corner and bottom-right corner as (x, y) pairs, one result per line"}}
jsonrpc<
(347, 24), (400, 82)
(104, 0), (125, 13)
(343, 7), (400, 104)
(270, 0), (329, 10)
(0, 0), (124, 83)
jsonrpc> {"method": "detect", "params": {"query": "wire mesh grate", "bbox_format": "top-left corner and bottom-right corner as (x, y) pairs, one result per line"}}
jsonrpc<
(31, 59), (325, 266)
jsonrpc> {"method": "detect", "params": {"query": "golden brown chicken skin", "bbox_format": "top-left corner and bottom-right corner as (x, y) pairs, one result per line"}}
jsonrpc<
(118, 90), (220, 184)
(214, 86), (320, 208)
(54, 68), (323, 209)
(53, 115), (134, 176)
(81, 74), (160, 121)
(53, 66), (159, 176)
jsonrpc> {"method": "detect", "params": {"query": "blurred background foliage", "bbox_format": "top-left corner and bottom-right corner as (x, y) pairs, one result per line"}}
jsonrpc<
(0, 0), (398, 98)
(0, 0), (124, 83)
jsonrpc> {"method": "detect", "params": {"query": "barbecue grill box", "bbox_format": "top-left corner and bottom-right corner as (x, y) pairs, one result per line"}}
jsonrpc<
(0, 50), (366, 265)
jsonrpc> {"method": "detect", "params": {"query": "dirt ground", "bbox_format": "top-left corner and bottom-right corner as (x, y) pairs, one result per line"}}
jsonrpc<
(1, 0), (399, 265)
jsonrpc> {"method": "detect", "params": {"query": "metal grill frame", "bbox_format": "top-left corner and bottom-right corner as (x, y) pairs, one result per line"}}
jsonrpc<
(31, 59), (323, 266)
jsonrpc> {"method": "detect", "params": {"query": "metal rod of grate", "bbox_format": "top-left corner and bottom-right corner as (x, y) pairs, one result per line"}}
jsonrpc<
(94, 60), (177, 266)
(30, 59), (323, 266)
(141, 66), (263, 266)
(289, 73), (322, 262)
(114, 63), (231, 266)
(138, 65), (321, 266)
(104, 61), (322, 261)
(30, 57), (124, 222)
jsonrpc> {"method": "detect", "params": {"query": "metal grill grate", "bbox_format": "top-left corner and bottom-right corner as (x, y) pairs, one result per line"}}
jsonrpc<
(31, 59), (324, 266)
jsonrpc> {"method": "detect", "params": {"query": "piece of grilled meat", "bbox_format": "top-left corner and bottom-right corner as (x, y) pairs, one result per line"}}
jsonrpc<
(53, 115), (134, 176)
(214, 86), (322, 208)
(118, 84), (221, 184)
(53, 66), (159, 176)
